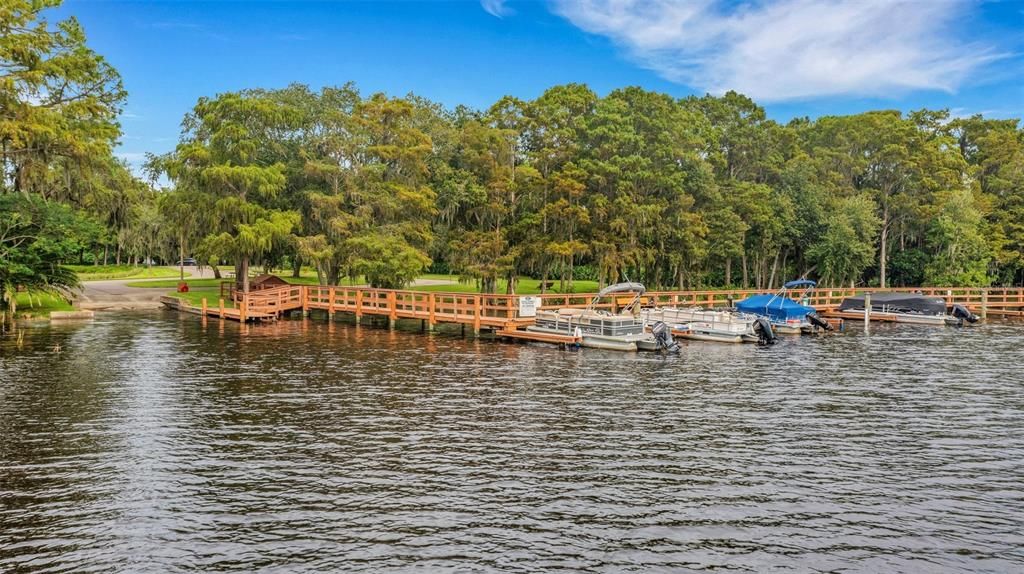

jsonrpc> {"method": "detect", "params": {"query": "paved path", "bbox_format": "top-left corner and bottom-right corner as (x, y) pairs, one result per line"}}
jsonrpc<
(77, 267), (218, 311)
(76, 267), (459, 311)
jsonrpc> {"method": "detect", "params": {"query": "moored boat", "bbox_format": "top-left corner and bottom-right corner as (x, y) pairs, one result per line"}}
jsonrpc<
(641, 307), (775, 344)
(527, 283), (677, 352)
(735, 279), (833, 334)
(837, 292), (980, 326)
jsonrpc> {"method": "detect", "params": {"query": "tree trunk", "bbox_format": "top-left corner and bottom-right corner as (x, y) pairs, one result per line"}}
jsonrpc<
(103, 245), (109, 266)
(179, 238), (185, 281)
(741, 250), (749, 289)
(725, 258), (732, 287)
(879, 205), (889, 288)
(768, 248), (785, 290)
(292, 257), (301, 278)
(212, 266), (222, 280)
(568, 255), (574, 293)
(241, 256), (250, 293)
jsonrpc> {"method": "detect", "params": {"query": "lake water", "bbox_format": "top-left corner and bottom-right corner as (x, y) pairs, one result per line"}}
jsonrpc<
(2, 312), (1023, 572)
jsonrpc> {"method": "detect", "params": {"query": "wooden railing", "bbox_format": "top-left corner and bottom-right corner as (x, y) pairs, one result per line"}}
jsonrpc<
(178, 284), (1024, 323)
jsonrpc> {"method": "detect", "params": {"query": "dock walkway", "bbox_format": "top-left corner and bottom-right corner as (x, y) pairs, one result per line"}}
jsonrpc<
(162, 285), (1024, 342)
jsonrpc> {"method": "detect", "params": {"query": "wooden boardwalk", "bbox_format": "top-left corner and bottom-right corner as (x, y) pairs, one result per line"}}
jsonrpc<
(162, 285), (1024, 341)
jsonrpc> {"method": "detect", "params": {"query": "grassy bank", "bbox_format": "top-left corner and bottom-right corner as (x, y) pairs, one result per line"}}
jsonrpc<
(12, 292), (75, 319)
(168, 288), (234, 309)
(69, 265), (189, 281)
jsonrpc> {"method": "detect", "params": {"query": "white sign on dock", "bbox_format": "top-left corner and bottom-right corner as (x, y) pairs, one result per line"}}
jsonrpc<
(519, 296), (539, 317)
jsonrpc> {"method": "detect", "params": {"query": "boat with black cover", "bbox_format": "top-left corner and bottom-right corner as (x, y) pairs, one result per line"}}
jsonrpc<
(837, 292), (980, 326)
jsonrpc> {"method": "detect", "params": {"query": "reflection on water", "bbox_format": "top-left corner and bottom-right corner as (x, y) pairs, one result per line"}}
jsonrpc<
(2, 312), (1023, 572)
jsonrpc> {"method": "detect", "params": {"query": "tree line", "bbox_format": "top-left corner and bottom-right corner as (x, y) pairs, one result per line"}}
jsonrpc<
(149, 83), (1024, 293)
(3, 1), (1024, 318)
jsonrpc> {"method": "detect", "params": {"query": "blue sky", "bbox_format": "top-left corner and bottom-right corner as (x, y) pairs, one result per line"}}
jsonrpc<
(54, 0), (1024, 170)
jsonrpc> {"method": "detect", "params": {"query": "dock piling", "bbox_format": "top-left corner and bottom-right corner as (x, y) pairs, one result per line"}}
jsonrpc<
(864, 292), (871, 333)
(427, 293), (436, 332)
(473, 295), (482, 335)
(388, 291), (397, 329)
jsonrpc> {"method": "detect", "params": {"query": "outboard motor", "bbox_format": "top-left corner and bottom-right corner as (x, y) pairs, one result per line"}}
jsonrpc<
(651, 321), (680, 353)
(753, 317), (777, 345)
(951, 304), (980, 325)
(807, 312), (833, 331)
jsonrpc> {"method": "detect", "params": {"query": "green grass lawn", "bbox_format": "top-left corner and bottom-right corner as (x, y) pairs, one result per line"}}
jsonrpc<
(69, 264), (189, 281)
(413, 277), (600, 294)
(128, 274), (324, 288)
(12, 291), (75, 318)
(167, 288), (234, 309)
(140, 273), (599, 294)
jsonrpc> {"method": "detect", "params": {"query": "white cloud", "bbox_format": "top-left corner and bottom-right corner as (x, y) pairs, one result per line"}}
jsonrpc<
(481, 0), (510, 18)
(551, 0), (1000, 101)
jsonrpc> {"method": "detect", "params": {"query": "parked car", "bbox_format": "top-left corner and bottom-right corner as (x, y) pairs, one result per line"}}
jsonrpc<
(178, 258), (198, 266)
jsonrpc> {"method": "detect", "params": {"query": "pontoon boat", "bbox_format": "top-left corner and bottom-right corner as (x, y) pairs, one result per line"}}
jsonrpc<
(735, 279), (832, 334)
(527, 283), (678, 352)
(641, 307), (775, 344)
(837, 292), (979, 326)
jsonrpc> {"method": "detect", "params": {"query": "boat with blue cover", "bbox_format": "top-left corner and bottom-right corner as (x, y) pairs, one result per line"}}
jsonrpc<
(735, 279), (832, 334)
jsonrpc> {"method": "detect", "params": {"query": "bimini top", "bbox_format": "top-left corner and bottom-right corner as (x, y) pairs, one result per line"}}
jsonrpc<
(838, 292), (947, 316)
(736, 293), (815, 321)
(597, 282), (646, 297)
(783, 279), (817, 289)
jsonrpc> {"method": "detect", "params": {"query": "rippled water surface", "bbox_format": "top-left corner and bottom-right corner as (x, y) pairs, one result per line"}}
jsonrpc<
(2, 311), (1023, 572)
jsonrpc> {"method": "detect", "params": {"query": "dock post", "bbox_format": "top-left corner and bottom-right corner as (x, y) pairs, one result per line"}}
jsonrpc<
(428, 293), (436, 332)
(302, 286), (309, 317)
(240, 294), (247, 323)
(981, 289), (988, 320)
(219, 298), (225, 319)
(388, 291), (397, 330)
(202, 297), (207, 316)
(863, 292), (871, 333)
(328, 287), (336, 320)
(355, 289), (362, 324)
(473, 295), (482, 335)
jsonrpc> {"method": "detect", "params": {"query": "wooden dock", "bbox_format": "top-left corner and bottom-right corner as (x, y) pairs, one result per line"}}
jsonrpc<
(161, 285), (1024, 343)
